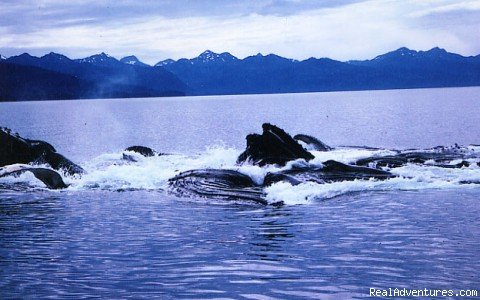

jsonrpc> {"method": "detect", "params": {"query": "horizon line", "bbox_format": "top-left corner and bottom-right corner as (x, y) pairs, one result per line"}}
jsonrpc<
(2, 46), (479, 67)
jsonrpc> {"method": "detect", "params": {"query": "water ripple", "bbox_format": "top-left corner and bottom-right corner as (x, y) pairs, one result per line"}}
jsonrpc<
(1, 189), (479, 298)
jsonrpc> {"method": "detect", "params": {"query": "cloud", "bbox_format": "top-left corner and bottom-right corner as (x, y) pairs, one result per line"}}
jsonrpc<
(0, 0), (479, 63)
(411, 0), (480, 17)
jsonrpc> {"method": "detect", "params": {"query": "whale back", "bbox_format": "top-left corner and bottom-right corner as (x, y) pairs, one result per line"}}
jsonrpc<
(0, 167), (68, 189)
(0, 128), (37, 166)
(0, 127), (84, 176)
(125, 146), (156, 157)
(266, 160), (394, 185)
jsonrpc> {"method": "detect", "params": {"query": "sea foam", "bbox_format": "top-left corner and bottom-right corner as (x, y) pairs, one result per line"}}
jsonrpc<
(1, 145), (480, 204)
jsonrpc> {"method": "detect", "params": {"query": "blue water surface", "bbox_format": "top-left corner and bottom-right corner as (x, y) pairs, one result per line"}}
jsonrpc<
(1, 87), (479, 299)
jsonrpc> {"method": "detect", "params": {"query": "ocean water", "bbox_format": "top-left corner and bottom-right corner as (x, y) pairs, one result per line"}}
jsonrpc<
(1, 87), (480, 299)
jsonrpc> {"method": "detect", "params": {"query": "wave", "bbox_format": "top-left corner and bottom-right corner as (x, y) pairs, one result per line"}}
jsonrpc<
(2, 145), (480, 205)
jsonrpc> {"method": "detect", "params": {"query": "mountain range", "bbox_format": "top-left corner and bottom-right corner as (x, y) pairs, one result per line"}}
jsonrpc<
(1, 47), (479, 101)
(0, 52), (186, 101)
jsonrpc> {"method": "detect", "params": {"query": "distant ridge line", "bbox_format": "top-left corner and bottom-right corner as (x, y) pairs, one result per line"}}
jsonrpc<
(1, 47), (479, 101)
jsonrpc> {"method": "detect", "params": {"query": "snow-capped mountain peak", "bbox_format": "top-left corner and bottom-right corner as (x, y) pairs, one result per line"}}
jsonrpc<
(77, 52), (117, 64)
(372, 46), (452, 62)
(373, 47), (418, 61)
(120, 55), (149, 67)
(155, 59), (176, 67)
(198, 50), (218, 62)
(194, 50), (237, 63)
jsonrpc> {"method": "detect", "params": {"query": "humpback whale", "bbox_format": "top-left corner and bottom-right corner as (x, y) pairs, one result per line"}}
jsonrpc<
(1, 127), (84, 175)
(125, 146), (157, 157)
(2, 124), (478, 201)
(0, 127), (84, 189)
(262, 160), (394, 186)
(169, 124), (396, 204)
(168, 169), (270, 205)
(355, 145), (476, 169)
(122, 145), (157, 162)
(0, 164), (67, 189)
(122, 145), (171, 162)
(237, 123), (314, 166)
(294, 134), (332, 151)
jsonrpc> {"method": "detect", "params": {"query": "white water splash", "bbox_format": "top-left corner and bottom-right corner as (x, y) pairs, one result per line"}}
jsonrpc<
(1, 145), (480, 204)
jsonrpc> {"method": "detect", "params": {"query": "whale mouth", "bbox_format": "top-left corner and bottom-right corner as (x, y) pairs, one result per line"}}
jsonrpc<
(2, 144), (480, 206)
(168, 169), (268, 205)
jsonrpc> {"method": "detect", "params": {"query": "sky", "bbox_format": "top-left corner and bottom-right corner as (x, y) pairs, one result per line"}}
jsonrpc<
(0, 0), (479, 64)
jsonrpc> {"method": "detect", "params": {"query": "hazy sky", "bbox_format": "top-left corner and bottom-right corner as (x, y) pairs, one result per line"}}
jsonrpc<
(1, 0), (479, 64)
